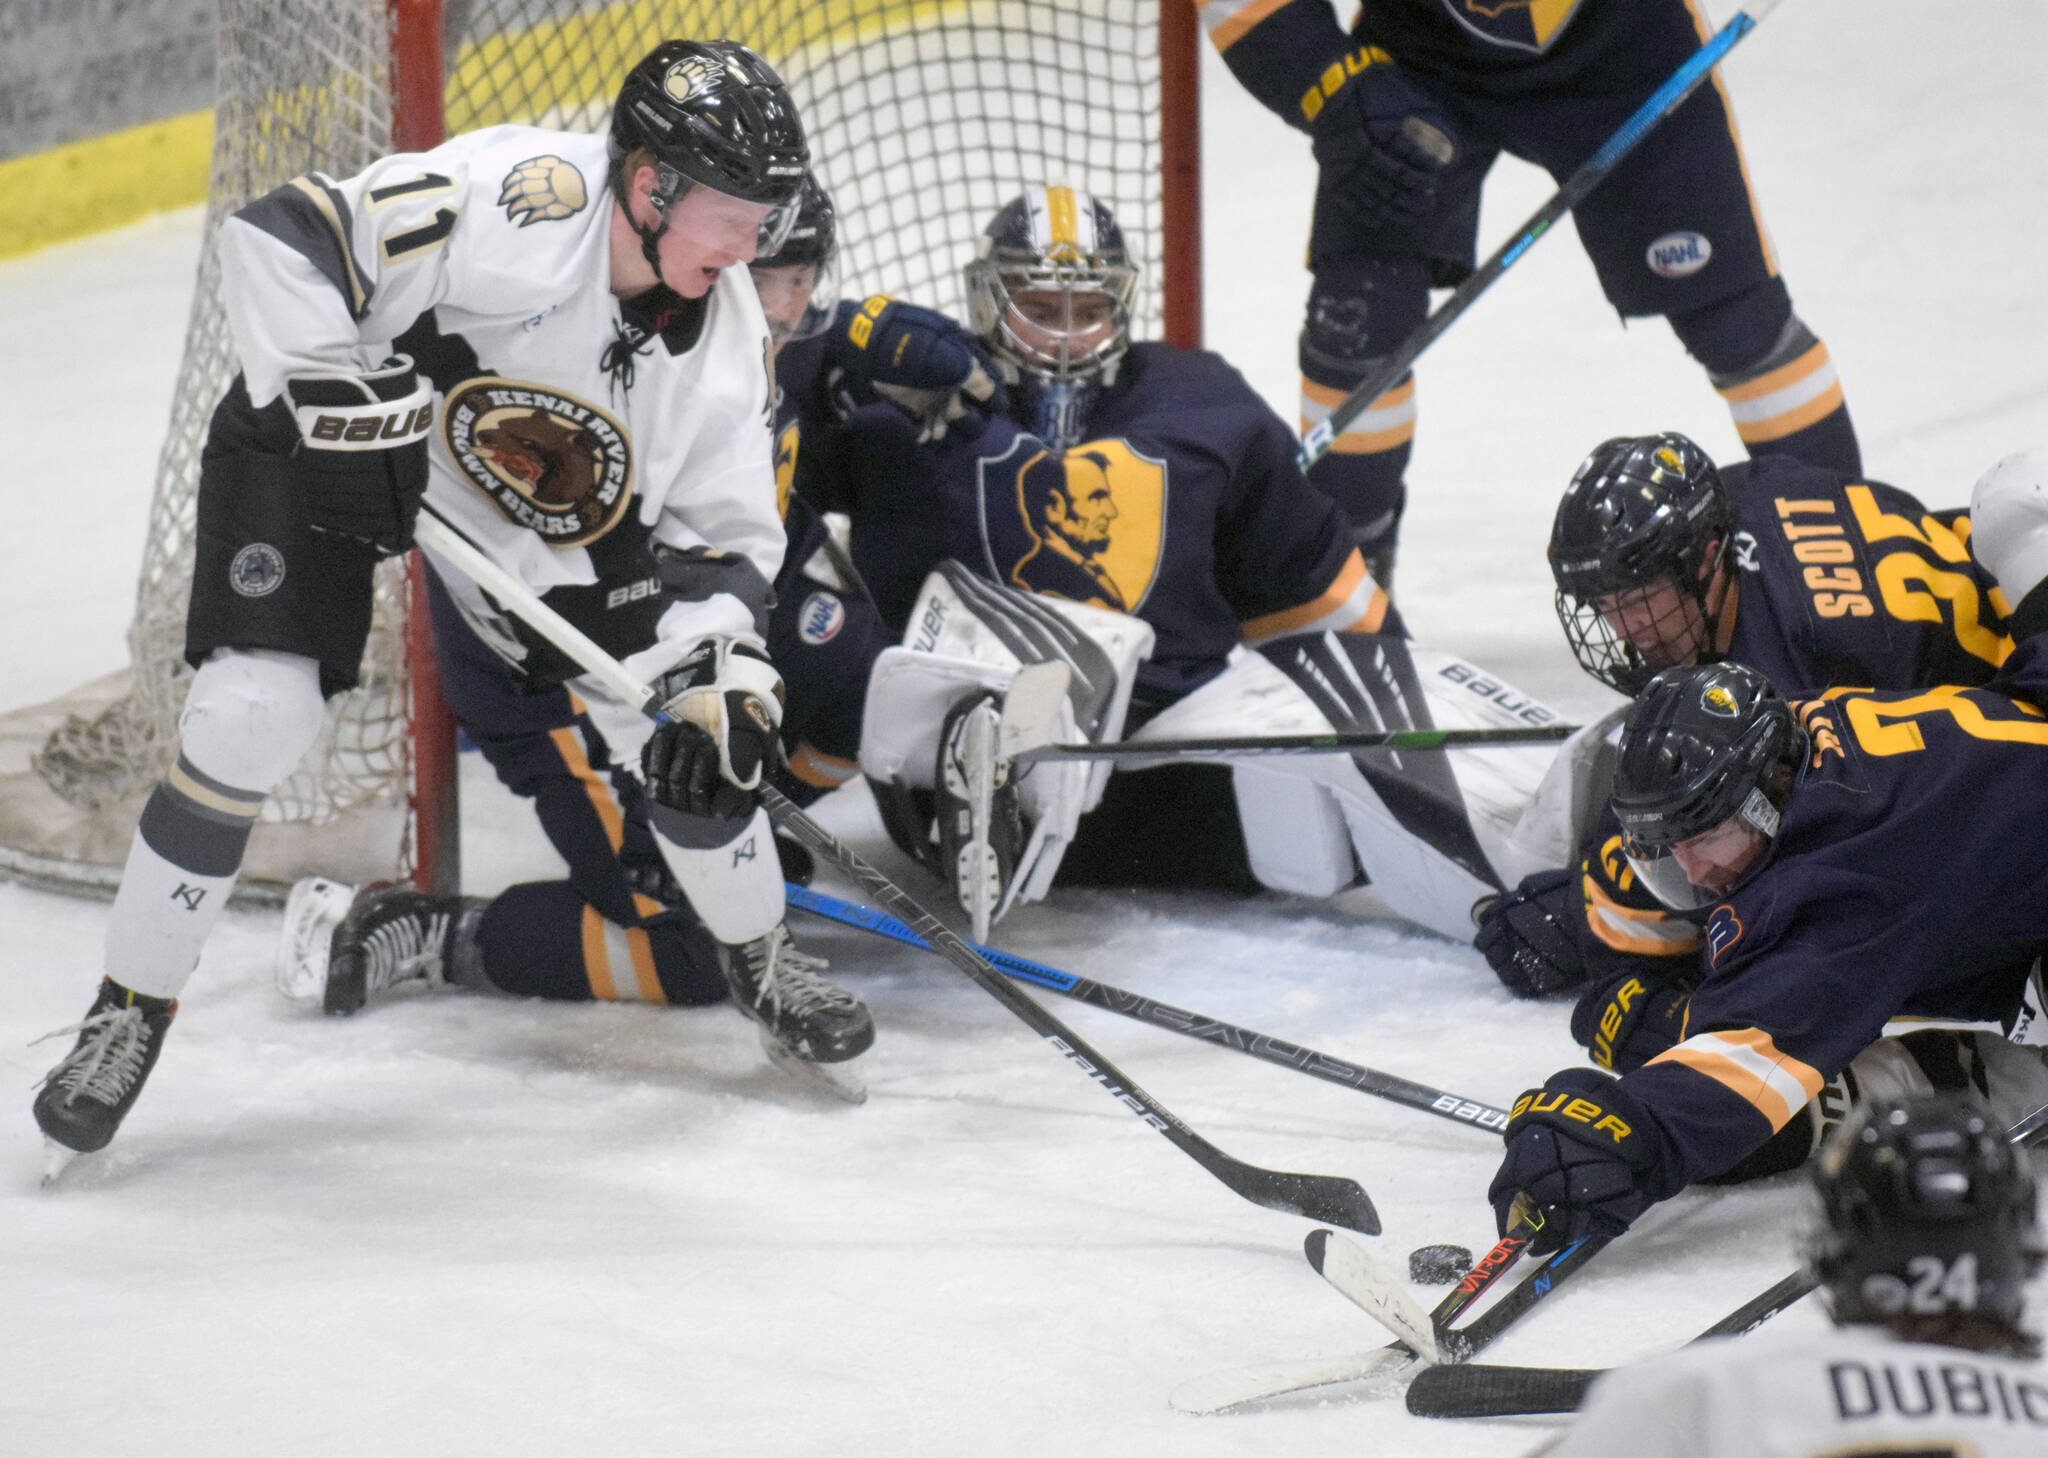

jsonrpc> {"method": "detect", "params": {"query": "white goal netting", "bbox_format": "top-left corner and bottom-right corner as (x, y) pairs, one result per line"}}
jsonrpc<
(0, 0), (1177, 897)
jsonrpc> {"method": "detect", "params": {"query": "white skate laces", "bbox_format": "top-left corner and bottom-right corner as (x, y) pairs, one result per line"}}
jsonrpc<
(360, 909), (452, 995)
(33, 1006), (153, 1110)
(738, 926), (856, 1021)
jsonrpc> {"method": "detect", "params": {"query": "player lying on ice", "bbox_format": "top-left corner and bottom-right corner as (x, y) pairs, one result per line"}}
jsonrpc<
(1474, 432), (2015, 1005)
(795, 184), (1578, 944)
(1488, 456), (2048, 1249)
(1546, 1089), (2045, 1458)
(32, 40), (877, 1168)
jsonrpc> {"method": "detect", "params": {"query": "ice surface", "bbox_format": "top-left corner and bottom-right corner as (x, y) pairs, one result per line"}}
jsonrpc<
(1, 4), (2044, 1454)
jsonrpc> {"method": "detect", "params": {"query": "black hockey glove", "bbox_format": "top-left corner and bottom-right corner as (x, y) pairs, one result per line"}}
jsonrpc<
(1570, 965), (1695, 1075)
(643, 720), (756, 830)
(1307, 50), (1458, 235)
(1473, 867), (1590, 998)
(827, 294), (1005, 442)
(1491, 1069), (1663, 1253)
(284, 355), (433, 555)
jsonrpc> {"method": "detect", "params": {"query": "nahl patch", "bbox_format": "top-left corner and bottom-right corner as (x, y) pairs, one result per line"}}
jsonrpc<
(229, 542), (286, 598)
(499, 155), (587, 227)
(443, 377), (633, 547)
(1646, 230), (1712, 278)
(797, 591), (846, 645)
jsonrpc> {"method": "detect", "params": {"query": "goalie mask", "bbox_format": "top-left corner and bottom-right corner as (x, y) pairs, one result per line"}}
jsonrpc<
(1809, 1091), (2043, 1338)
(1609, 662), (1803, 911)
(750, 172), (840, 346)
(608, 40), (808, 279)
(1549, 433), (1734, 694)
(965, 186), (1138, 451)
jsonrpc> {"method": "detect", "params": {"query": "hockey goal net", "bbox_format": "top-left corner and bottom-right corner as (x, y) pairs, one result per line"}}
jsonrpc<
(0, 0), (1198, 900)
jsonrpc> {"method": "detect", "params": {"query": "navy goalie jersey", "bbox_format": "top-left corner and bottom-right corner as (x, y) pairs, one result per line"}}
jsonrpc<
(840, 341), (1389, 708)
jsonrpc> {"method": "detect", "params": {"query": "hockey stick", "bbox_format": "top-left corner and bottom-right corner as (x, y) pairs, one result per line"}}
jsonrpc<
(1008, 722), (1577, 765)
(412, 506), (1382, 1236)
(1296, 0), (1790, 473)
(786, 881), (1511, 1133)
(1406, 1105), (2043, 1418)
(1171, 1204), (1605, 1413)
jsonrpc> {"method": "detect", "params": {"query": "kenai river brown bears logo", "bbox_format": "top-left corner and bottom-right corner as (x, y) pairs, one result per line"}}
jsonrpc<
(442, 377), (633, 547)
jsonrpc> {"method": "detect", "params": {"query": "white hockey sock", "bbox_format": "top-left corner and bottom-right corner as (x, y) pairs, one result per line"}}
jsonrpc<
(103, 651), (325, 999)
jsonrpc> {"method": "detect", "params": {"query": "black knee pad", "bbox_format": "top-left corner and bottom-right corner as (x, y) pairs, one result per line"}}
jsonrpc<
(1299, 257), (1431, 384)
(1666, 276), (1794, 377)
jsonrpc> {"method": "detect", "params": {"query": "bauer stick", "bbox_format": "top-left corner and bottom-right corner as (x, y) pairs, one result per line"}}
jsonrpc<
(412, 506), (1381, 1235)
(1297, 0), (1791, 473)
(787, 881), (1512, 1133)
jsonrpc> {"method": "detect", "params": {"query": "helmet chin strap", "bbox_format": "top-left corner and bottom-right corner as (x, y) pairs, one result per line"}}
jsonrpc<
(611, 167), (675, 293)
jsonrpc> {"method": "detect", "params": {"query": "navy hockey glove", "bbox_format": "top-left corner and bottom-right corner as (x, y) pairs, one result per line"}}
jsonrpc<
(1491, 1069), (1662, 1253)
(284, 355), (433, 555)
(827, 294), (1004, 442)
(1306, 48), (1457, 234)
(1473, 867), (1589, 998)
(1571, 966), (1694, 1074)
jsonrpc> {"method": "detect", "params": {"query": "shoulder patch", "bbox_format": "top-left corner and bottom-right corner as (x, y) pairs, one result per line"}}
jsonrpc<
(499, 156), (588, 227)
(1705, 904), (1744, 965)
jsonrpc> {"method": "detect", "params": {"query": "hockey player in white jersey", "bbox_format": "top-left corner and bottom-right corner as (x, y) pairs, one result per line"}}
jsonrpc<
(1541, 1090), (2046, 1458)
(33, 39), (869, 1173)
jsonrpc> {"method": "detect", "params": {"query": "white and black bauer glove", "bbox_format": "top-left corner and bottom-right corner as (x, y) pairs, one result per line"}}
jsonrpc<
(284, 354), (434, 555)
(643, 640), (785, 828)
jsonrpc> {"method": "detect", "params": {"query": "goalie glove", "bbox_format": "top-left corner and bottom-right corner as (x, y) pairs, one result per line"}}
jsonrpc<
(827, 294), (1005, 442)
(284, 355), (434, 555)
(651, 639), (785, 792)
(1306, 48), (1458, 235)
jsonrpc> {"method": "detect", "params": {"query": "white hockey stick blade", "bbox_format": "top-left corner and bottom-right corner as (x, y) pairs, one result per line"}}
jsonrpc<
(662, 806), (786, 943)
(759, 1027), (867, 1104)
(1169, 1346), (1416, 1415)
(997, 660), (1072, 761)
(276, 876), (356, 1005)
(1304, 1227), (1440, 1363)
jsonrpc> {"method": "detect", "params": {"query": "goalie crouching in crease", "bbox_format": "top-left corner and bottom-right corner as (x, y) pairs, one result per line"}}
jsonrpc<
(30, 40), (890, 1175)
(803, 183), (1576, 944)
(1489, 454), (2048, 1252)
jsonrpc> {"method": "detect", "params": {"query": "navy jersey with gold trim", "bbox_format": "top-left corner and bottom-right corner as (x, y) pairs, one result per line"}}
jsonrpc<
(841, 341), (1388, 707)
(1716, 455), (2011, 696)
(1608, 646), (2048, 1203)
(1572, 457), (2012, 984)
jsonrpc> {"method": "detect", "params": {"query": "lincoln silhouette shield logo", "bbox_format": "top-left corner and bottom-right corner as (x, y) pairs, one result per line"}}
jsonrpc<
(443, 377), (633, 547)
(977, 435), (1167, 613)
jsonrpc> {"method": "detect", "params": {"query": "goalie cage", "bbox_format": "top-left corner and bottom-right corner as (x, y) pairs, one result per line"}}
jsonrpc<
(0, 0), (1200, 903)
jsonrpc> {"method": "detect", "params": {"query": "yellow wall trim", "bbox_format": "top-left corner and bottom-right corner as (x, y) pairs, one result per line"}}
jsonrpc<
(0, 111), (214, 261)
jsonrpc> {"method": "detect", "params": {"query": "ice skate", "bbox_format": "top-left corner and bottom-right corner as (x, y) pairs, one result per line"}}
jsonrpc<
(721, 923), (874, 1067)
(320, 884), (463, 1016)
(275, 876), (359, 1005)
(934, 689), (1025, 942)
(759, 1026), (867, 1104)
(32, 977), (178, 1172)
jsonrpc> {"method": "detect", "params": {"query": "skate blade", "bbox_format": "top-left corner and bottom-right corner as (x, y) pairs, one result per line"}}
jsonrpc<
(41, 1139), (82, 1187)
(276, 876), (356, 1005)
(759, 1027), (868, 1104)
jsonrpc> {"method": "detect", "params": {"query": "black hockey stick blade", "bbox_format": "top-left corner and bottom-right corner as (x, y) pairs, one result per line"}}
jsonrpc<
(763, 785), (1381, 1236)
(1406, 1361), (1597, 1418)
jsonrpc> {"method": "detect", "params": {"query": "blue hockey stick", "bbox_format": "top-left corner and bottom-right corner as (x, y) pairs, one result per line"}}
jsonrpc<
(1298, 0), (1791, 472)
(785, 880), (1510, 1135)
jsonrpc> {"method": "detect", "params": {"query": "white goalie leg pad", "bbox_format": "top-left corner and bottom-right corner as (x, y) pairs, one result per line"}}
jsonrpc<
(1967, 446), (2048, 607)
(1486, 703), (1632, 886)
(654, 804), (785, 944)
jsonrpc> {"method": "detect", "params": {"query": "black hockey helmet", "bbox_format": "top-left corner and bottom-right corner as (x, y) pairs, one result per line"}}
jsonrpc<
(964, 185), (1138, 449)
(1609, 662), (1803, 910)
(750, 171), (840, 345)
(1549, 433), (1735, 694)
(608, 40), (808, 278)
(1809, 1090), (2043, 1336)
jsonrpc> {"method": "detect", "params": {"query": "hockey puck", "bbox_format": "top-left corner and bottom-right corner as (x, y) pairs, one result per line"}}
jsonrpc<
(1408, 1243), (1473, 1284)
